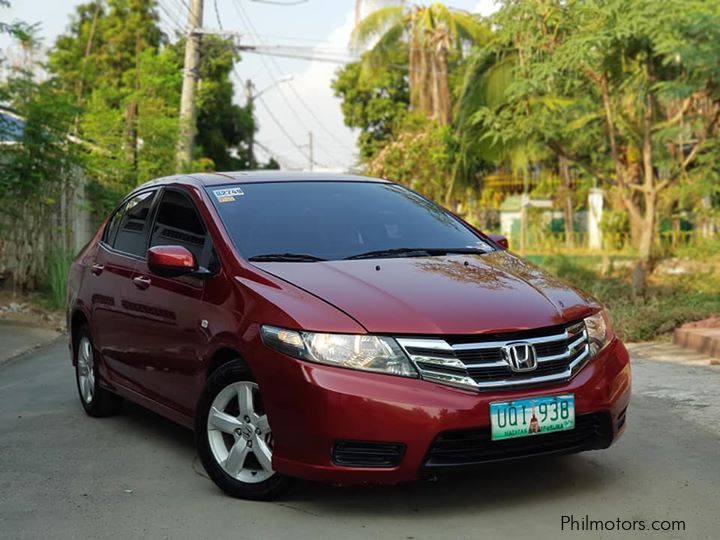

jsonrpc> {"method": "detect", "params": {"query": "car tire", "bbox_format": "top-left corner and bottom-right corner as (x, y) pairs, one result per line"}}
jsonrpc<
(195, 360), (291, 500)
(74, 325), (122, 417)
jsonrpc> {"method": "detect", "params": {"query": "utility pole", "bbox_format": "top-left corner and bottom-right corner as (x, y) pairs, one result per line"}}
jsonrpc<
(307, 131), (314, 171)
(243, 76), (292, 170)
(176, 0), (204, 172)
(245, 79), (256, 169)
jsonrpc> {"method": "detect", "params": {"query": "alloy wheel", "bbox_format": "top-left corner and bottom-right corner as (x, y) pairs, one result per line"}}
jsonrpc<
(206, 381), (275, 483)
(76, 337), (95, 404)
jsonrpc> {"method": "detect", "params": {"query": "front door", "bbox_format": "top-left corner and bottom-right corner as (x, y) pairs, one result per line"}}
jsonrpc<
(124, 187), (217, 416)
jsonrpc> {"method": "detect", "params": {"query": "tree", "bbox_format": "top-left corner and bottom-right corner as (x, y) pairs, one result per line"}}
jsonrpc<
(0, 0), (36, 46)
(351, 3), (488, 125)
(48, 0), (168, 204)
(332, 47), (409, 162)
(48, 1), (260, 210)
(368, 113), (457, 202)
(458, 0), (720, 283)
(193, 36), (255, 170)
(0, 56), (84, 289)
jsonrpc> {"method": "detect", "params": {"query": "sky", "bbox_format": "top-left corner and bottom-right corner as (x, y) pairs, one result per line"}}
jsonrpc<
(1, 0), (499, 170)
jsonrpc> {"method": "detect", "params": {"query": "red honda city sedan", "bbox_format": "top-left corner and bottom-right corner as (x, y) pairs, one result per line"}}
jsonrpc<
(67, 171), (631, 500)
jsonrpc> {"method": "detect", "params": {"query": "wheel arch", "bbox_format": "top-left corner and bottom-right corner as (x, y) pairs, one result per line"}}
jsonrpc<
(70, 309), (90, 364)
(206, 347), (247, 380)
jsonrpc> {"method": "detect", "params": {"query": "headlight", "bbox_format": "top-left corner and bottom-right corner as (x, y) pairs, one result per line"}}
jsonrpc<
(260, 326), (418, 378)
(584, 310), (612, 356)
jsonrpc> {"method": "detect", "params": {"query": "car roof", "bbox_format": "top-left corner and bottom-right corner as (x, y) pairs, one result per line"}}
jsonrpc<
(137, 170), (389, 190)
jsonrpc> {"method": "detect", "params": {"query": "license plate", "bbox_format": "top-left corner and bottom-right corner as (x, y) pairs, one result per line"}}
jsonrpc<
(490, 394), (575, 441)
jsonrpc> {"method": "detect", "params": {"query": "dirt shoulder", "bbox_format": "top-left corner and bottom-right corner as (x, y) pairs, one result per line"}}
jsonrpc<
(0, 291), (65, 332)
(0, 292), (65, 365)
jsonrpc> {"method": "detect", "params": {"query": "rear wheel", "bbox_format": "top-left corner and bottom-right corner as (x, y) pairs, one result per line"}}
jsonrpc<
(195, 360), (291, 500)
(75, 325), (122, 417)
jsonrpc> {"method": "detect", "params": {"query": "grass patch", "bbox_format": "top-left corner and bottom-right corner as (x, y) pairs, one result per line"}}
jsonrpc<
(531, 255), (720, 342)
(43, 247), (73, 310)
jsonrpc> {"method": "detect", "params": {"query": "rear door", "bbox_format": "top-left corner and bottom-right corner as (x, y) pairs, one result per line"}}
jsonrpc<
(123, 187), (218, 415)
(89, 189), (158, 392)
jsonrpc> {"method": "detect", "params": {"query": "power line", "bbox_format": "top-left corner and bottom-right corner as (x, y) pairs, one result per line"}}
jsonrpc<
(229, 0), (349, 165)
(165, 0), (187, 14)
(170, 0), (192, 16)
(252, 0), (308, 5)
(237, 45), (356, 64)
(213, 0), (223, 30)
(254, 139), (302, 170)
(255, 97), (330, 169)
(255, 95), (313, 164)
(231, 0), (320, 160)
(244, 33), (356, 46)
(157, 0), (186, 34)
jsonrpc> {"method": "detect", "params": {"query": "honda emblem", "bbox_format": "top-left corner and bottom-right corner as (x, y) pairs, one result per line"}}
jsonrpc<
(501, 342), (538, 372)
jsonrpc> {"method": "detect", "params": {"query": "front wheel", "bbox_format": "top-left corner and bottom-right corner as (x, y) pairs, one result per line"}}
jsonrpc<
(195, 360), (291, 500)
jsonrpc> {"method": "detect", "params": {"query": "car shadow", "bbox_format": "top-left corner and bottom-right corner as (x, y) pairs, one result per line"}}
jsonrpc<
(283, 451), (619, 517)
(109, 400), (196, 450)
(108, 400), (622, 516)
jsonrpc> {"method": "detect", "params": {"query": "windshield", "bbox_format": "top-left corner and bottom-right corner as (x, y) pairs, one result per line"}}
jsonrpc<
(207, 181), (493, 261)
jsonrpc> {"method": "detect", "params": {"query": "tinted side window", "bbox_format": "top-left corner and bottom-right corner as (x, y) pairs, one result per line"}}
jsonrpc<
(150, 189), (210, 265)
(103, 207), (123, 245)
(111, 191), (157, 257)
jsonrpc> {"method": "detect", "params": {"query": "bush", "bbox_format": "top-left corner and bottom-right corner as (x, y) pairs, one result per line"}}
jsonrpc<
(532, 255), (720, 342)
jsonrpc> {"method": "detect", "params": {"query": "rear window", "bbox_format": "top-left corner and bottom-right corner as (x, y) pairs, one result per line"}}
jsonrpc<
(206, 181), (490, 261)
(105, 190), (157, 257)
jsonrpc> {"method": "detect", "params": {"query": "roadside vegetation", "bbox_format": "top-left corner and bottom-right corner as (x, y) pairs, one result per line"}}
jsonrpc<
(530, 254), (720, 342)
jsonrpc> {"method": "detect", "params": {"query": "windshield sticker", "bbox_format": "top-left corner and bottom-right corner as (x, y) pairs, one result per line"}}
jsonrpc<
(213, 187), (244, 202)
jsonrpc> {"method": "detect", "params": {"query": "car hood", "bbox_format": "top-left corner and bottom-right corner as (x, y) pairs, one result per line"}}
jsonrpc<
(253, 251), (599, 335)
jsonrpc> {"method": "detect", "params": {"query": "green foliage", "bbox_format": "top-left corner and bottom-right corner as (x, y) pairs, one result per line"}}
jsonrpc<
(351, 3), (489, 125)
(0, 59), (84, 290)
(135, 47), (182, 181)
(454, 0), (720, 262)
(332, 48), (409, 162)
(46, 1), (259, 213)
(0, 0), (266, 293)
(350, 6), (404, 51)
(49, 0), (164, 104)
(367, 114), (457, 202)
(192, 36), (255, 170)
(47, 0), (171, 207)
(0, 0), (38, 47)
(599, 210), (631, 250)
(0, 74), (82, 202)
(532, 255), (720, 342)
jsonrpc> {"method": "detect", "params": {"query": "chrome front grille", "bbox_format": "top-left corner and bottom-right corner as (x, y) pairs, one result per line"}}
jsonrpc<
(396, 321), (589, 391)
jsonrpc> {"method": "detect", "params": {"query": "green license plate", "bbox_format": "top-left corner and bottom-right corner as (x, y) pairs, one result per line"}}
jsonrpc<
(490, 394), (575, 441)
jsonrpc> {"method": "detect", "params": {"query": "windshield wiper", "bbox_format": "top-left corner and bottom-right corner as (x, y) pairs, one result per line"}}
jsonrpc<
(344, 247), (488, 260)
(248, 253), (327, 262)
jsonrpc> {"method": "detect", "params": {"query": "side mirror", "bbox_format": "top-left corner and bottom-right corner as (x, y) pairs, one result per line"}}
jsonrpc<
(147, 245), (198, 277)
(487, 233), (509, 250)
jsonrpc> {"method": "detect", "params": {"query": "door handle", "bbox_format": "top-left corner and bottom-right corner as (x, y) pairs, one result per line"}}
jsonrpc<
(91, 264), (105, 276)
(132, 276), (152, 290)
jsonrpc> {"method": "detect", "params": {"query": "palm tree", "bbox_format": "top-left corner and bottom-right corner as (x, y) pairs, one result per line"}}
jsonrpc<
(351, 3), (488, 125)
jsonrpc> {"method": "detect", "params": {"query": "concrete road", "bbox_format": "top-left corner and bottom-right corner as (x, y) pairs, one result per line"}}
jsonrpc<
(0, 322), (59, 366)
(1, 341), (718, 540)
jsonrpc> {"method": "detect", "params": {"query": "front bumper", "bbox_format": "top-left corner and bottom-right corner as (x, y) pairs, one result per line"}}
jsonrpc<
(248, 335), (631, 485)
